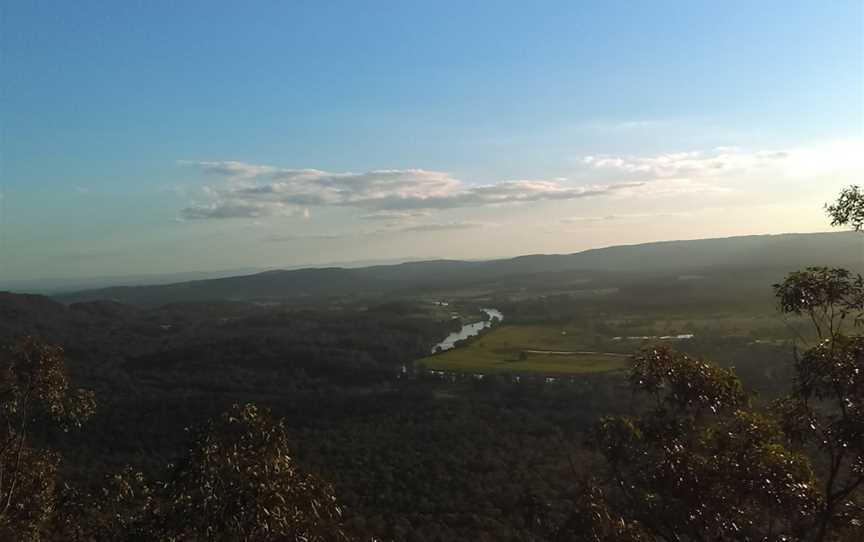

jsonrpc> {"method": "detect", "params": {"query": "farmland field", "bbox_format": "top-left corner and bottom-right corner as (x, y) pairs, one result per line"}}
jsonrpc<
(417, 325), (630, 375)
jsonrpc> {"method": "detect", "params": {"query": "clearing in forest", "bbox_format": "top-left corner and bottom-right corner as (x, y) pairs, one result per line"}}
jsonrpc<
(417, 325), (630, 375)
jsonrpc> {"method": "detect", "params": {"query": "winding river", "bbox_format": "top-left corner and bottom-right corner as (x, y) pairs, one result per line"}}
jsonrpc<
(430, 308), (503, 353)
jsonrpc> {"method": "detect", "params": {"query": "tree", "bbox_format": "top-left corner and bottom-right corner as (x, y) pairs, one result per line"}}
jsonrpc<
(584, 346), (820, 540)
(769, 185), (864, 539)
(578, 186), (864, 540)
(553, 485), (648, 542)
(772, 190), (864, 539)
(775, 336), (864, 540)
(579, 187), (864, 540)
(53, 403), (354, 541)
(53, 466), (159, 542)
(773, 267), (864, 341)
(162, 403), (349, 542)
(826, 185), (864, 232)
(0, 337), (95, 540)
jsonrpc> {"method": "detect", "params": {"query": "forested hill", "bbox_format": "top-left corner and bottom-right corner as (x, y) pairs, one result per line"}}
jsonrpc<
(53, 231), (864, 306)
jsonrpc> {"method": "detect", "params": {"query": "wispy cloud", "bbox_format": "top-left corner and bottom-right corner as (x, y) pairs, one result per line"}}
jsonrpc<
(176, 141), (858, 223)
(582, 147), (789, 179)
(180, 201), (303, 220)
(395, 220), (491, 233)
(359, 210), (431, 221)
(260, 220), (489, 242)
(180, 160), (277, 180)
(561, 211), (691, 223)
(178, 162), (642, 220)
(560, 215), (619, 223)
(264, 232), (347, 242)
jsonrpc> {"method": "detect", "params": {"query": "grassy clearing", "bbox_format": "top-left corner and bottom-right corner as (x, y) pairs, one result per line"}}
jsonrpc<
(418, 325), (629, 375)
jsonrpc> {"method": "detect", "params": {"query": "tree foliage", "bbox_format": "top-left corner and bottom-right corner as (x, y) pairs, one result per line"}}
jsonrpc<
(775, 312), (864, 538)
(826, 185), (864, 232)
(586, 346), (820, 540)
(0, 337), (95, 540)
(773, 267), (864, 339)
(54, 403), (353, 541)
(162, 403), (348, 542)
(53, 466), (158, 541)
(578, 187), (864, 540)
(553, 485), (648, 542)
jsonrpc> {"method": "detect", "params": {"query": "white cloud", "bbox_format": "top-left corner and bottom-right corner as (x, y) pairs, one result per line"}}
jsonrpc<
(176, 140), (862, 224)
(179, 163), (641, 219)
(180, 160), (277, 180)
(582, 147), (789, 179)
(779, 140), (864, 178)
(616, 177), (733, 198)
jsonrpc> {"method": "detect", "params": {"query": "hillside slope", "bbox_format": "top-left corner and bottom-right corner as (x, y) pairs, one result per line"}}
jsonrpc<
(52, 232), (864, 306)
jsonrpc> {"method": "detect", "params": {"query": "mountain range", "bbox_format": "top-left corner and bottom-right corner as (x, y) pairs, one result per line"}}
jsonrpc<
(43, 231), (864, 306)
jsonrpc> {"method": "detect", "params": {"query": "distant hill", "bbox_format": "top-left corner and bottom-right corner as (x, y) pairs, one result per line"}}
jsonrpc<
(51, 232), (864, 306)
(0, 268), (266, 295)
(0, 291), (139, 345)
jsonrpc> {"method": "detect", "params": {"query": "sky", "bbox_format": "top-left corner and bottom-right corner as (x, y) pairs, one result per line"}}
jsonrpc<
(1, 1), (863, 280)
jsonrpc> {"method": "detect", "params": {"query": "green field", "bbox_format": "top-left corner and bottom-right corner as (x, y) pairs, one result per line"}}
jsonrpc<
(417, 325), (630, 375)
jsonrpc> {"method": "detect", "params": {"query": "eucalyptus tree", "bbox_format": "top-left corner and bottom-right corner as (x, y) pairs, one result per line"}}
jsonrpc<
(573, 186), (864, 541)
(0, 337), (95, 541)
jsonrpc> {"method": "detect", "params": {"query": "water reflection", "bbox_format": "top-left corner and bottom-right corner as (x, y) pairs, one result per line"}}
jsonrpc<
(431, 308), (503, 353)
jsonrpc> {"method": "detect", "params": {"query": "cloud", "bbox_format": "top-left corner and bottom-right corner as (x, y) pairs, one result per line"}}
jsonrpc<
(181, 160), (277, 180)
(178, 163), (642, 219)
(264, 232), (347, 242)
(779, 140), (864, 178)
(179, 201), (299, 220)
(561, 211), (691, 223)
(582, 147), (789, 179)
(561, 215), (620, 223)
(260, 221), (488, 241)
(614, 177), (732, 198)
(359, 210), (431, 221)
(396, 221), (490, 233)
(178, 142), (841, 222)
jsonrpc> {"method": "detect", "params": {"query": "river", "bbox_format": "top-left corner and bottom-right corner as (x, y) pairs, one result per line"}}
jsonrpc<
(430, 308), (503, 353)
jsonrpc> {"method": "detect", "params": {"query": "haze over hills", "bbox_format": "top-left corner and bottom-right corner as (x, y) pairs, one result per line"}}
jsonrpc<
(0, 268), (265, 295)
(51, 231), (864, 306)
(0, 257), (446, 295)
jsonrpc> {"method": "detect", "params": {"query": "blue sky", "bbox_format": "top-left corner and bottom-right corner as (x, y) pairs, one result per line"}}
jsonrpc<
(2, 1), (863, 280)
